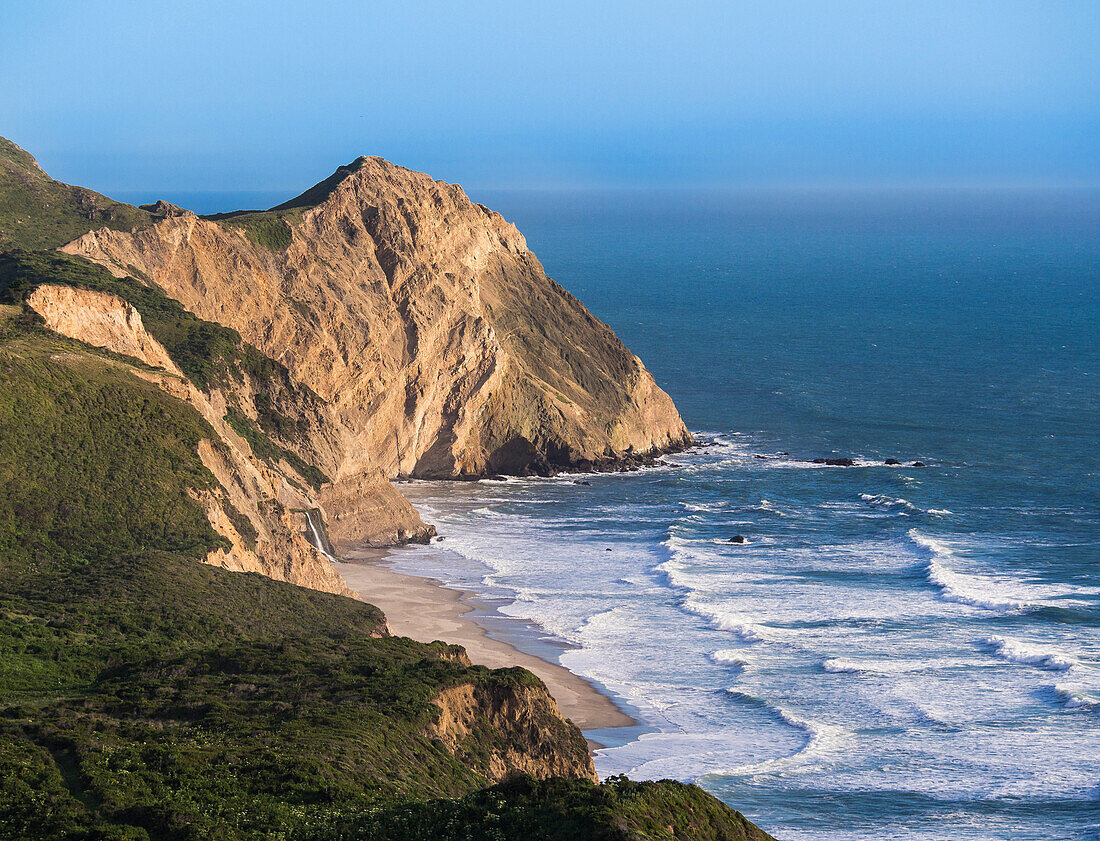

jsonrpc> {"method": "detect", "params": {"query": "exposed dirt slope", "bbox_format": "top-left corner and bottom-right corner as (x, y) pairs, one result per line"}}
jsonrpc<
(62, 156), (691, 480)
(23, 282), (352, 595)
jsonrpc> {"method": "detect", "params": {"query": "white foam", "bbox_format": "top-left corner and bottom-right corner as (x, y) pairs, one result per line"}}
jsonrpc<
(822, 657), (938, 675)
(860, 493), (923, 514)
(725, 690), (847, 773)
(1052, 684), (1100, 711)
(679, 500), (731, 513)
(685, 596), (775, 642)
(983, 635), (1076, 671)
(757, 498), (787, 516)
(911, 530), (1031, 611)
(710, 649), (752, 669)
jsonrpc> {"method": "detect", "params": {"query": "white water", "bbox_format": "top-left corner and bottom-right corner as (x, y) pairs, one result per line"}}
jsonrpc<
(382, 441), (1100, 841)
(304, 509), (340, 563)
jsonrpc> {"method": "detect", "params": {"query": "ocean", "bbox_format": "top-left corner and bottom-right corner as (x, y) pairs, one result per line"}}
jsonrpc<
(380, 188), (1100, 841)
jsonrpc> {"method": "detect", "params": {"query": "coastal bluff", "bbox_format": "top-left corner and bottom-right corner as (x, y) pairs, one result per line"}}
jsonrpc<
(62, 155), (691, 484)
(3, 133), (691, 587)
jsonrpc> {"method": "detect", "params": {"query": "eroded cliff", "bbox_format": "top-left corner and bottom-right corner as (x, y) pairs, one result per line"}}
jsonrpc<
(23, 281), (353, 596)
(426, 680), (597, 783)
(62, 156), (691, 483)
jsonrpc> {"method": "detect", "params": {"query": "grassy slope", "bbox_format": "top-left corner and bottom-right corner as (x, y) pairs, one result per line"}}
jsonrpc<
(0, 141), (776, 840)
(321, 775), (777, 841)
(200, 159), (367, 252)
(0, 324), (586, 841)
(0, 306), (776, 841)
(0, 138), (153, 252)
(0, 250), (330, 487)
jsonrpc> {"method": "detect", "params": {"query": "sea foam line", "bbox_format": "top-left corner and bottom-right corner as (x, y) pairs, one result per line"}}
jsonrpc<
(725, 690), (846, 774)
(822, 657), (943, 675)
(1052, 684), (1100, 711)
(860, 493), (952, 517)
(658, 534), (785, 643)
(710, 649), (753, 670)
(982, 635), (1076, 671)
(910, 529), (1031, 612)
(683, 595), (775, 643)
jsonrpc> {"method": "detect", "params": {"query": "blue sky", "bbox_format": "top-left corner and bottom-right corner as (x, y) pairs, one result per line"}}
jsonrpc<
(2, 0), (1097, 195)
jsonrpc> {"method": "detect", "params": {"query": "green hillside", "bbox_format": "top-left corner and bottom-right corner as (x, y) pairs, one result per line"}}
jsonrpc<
(0, 139), (153, 252)
(0, 323), (585, 840)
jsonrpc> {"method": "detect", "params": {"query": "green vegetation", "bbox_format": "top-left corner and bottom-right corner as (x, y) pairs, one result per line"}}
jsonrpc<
(270, 157), (368, 212)
(318, 775), (776, 841)
(0, 324), (772, 841)
(0, 250), (331, 485)
(225, 406), (330, 489)
(0, 331), (225, 571)
(200, 156), (378, 253)
(0, 249), (260, 391)
(0, 138), (774, 841)
(0, 329), (587, 840)
(0, 137), (154, 251)
(206, 209), (298, 252)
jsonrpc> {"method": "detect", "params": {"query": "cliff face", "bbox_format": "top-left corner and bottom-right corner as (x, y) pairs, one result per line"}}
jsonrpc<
(24, 282), (353, 596)
(426, 680), (597, 783)
(62, 156), (690, 481)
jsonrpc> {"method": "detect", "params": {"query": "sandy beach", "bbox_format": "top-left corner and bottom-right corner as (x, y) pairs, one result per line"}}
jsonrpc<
(334, 549), (635, 733)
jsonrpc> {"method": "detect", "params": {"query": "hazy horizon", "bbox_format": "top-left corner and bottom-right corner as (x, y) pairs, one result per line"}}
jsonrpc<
(3, 1), (1097, 196)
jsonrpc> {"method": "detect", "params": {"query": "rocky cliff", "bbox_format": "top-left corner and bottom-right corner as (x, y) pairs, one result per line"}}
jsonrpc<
(426, 680), (597, 783)
(0, 139), (780, 841)
(62, 156), (691, 483)
(3, 144), (691, 588)
(22, 280), (354, 596)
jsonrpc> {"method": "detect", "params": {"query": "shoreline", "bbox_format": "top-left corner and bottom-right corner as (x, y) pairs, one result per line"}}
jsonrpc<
(334, 546), (637, 736)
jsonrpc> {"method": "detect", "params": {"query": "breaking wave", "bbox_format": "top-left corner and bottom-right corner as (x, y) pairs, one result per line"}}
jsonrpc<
(860, 493), (952, 517)
(725, 690), (846, 773)
(710, 649), (753, 670)
(684, 596), (776, 642)
(911, 530), (1031, 611)
(982, 635), (1076, 671)
(1051, 684), (1100, 711)
(822, 657), (944, 675)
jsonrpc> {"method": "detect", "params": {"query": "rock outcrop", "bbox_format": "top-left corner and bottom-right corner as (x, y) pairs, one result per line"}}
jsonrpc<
(7, 141), (691, 591)
(425, 680), (598, 783)
(62, 156), (691, 484)
(27, 284), (181, 375)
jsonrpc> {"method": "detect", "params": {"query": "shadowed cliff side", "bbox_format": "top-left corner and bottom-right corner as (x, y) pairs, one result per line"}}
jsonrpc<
(62, 156), (692, 480)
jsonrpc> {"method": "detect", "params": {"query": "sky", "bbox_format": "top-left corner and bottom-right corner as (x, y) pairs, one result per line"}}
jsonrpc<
(2, 0), (1098, 197)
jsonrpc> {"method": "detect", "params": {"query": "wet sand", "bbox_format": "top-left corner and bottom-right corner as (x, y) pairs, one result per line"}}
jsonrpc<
(334, 548), (635, 733)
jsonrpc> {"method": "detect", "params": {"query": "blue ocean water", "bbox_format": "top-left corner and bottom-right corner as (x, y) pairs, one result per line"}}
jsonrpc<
(385, 188), (1100, 840)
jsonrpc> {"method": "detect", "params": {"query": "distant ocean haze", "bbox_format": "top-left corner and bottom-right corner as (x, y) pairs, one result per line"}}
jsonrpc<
(383, 186), (1100, 841)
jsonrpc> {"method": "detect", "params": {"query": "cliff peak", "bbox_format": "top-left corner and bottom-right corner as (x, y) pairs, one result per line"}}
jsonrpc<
(64, 152), (691, 479)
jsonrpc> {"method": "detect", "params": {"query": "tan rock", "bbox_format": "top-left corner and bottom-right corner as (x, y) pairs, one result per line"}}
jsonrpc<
(61, 156), (691, 484)
(27, 284), (181, 375)
(425, 681), (597, 783)
(21, 281), (353, 596)
(319, 473), (435, 551)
